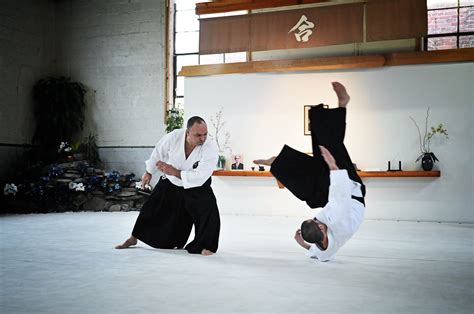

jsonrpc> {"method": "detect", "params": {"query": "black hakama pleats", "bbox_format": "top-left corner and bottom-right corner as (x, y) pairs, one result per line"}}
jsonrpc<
(132, 177), (220, 254)
(270, 104), (365, 208)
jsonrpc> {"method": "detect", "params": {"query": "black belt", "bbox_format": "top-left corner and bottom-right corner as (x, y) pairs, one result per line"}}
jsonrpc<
(351, 195), (365, 206)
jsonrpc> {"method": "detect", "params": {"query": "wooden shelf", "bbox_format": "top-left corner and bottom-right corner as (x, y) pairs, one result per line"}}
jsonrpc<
(358, 171), (440, 177)
(213, 170), (273, 177)
(179, 48), (474, 77)
(213, 170), (441, 178)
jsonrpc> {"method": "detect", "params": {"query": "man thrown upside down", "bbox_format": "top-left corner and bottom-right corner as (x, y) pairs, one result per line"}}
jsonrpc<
(254, 82), (366, 261)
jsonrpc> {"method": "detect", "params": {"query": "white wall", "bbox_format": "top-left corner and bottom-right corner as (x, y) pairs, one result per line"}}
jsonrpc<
(0, 0), (55, 145)
(54, 0), (167, 146)
(0, 0), (56, 179)
(185, 62), (474, 222)
(0, 0), (167, 181)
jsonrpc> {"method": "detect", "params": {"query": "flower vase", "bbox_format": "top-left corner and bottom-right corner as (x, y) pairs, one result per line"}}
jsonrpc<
(421, 153), (434, 171)
(217, 155), (226, 170)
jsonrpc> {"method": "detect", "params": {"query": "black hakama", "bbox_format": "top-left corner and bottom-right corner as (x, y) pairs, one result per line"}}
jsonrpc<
(132, 177), (220, 254)
(270, 104), (365, 208)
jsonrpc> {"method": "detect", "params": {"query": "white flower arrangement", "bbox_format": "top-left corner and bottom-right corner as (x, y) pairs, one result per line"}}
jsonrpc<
(3, 183), (18, 196)
(68, 182), (85, 192)
(58, 141), (72, 153)
(210, 108), (231, 154)
(410, 107), (448, 163)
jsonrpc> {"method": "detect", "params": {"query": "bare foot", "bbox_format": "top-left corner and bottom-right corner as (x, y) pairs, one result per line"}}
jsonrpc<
(115, 236), (137, 249)
(201, 249), (214, 256)
(253, 157), (276, 166)
(332, 81), (350, 107)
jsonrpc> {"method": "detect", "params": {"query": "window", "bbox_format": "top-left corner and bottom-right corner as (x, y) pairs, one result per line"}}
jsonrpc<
(171, 0), (247, 109)
(426, 0), (474, 50)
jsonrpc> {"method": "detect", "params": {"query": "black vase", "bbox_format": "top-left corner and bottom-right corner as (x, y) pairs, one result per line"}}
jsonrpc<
(421, 153), (434, 171)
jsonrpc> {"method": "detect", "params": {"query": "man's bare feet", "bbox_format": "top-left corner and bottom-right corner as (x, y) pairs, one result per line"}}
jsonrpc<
(253, 156), (276, 166)
(332, 81), (350, 107)
(201, 249), (214, 256)
(115, 236), (137, 249)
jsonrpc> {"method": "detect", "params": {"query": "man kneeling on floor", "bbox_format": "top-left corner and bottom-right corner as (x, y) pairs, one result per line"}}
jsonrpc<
(116, 116), (220, 256)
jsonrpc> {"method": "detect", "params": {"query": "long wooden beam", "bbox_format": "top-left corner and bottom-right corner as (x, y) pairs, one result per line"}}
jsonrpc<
(213, 170), (440, 189)
(212, 170), (441, 177)
(196, 0), (330, 15)
(385, 48), (474, 66)
(179, 48), (474, 77)
(180, 55), (385, 76)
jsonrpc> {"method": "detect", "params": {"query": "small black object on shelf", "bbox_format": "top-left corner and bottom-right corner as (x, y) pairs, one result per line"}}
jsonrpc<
(258, 166), (265, 171)
(387, 161), (402, 172)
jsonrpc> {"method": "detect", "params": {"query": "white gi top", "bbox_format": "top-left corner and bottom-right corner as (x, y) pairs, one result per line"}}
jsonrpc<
(145, 129), (219, 189)
(307, 169), (365, 262)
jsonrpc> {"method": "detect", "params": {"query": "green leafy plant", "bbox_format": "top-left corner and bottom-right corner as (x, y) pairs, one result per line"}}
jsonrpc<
(71, 142), (81, 154)
(32, 76), (87, 161)
(410, 107), (448, 163)
(165, 107), (184, 133)
(78, 134), (101, 167)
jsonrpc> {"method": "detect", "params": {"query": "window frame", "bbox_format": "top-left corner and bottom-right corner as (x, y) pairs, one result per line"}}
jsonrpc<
(168, 1), (248, 111)
(425, 1), (474, 50)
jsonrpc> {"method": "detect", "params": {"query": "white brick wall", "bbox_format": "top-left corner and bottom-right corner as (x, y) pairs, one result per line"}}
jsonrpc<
(54, 0), (167, 146)
(0, 0), (56, 145)
(1, 0), (167, 181)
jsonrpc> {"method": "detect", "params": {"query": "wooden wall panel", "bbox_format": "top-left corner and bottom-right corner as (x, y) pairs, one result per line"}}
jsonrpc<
(199, 15), (250, 54)
(251, 3), (363, 51)
(199, 0), (428, 54)
(199, 3), (364, 54)
(366, 0), (427, 42)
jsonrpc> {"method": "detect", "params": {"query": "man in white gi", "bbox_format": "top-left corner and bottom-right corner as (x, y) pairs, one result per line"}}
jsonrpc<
(116, 116), (220, 256)
(254, 82), (365, 261)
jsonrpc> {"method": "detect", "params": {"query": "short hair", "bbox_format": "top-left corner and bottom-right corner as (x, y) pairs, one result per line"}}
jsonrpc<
(186, 116), (206, 129)
(301, 219), (324, 244)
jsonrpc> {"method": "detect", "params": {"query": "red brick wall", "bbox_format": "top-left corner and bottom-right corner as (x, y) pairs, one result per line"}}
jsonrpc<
(427, 5), (474, 50)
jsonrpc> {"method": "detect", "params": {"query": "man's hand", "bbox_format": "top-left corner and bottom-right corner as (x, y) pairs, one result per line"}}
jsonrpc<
(319, 145), (339, 171)
(156, 161), (181, 178)
(141, 172), (152, 186)
(294, 229), (310, 250)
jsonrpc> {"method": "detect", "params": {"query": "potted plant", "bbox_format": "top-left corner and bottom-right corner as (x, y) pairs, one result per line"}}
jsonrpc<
(210, 108), (231, 169)
(32, 76), (87, 162)
(165, 106), (184, 133)
(410, 107), (448, 171)
(78, 134), (101, 167)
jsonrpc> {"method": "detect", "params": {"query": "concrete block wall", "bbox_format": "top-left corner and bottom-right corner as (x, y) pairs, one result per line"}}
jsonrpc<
(0, 145), (29, 181)
(0, 0), (55, 181)
(0, 0), (167, 181)
(0, 0), (55, 143)
(54, 0), (167, 147)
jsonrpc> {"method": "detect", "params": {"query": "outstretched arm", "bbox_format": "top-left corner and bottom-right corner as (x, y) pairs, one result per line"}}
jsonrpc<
(320, 145), (353, 203)
(294, 229), (311, 250)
